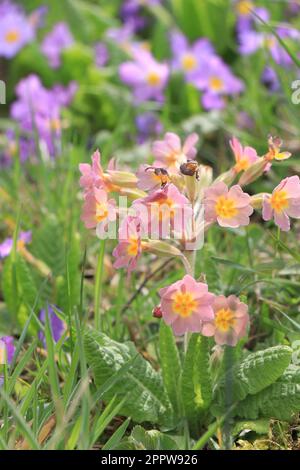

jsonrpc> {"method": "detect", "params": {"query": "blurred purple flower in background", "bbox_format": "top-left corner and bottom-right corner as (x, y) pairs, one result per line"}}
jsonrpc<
(170, 30), (215, 82)
(41, 22), (74, 68)
(0, 336), (15, 364)
(0, 231), (31, 259)
(237, 4), (300, 68)
(94, 42), (109, 68)
(119, 49), (169, 102)
(39, 305), (67, 346)
(120, 0), (161, 32)
(135, 112), (163, 143)
(0, 1), (35, 58)
(262, 66), (280, 92)
(193, 56), (244, 110)
(28, 5), (48, 30)
(10, 75), (77, 158)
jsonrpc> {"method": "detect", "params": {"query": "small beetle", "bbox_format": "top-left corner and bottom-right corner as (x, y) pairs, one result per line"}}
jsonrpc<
(180, 160), (200, 180)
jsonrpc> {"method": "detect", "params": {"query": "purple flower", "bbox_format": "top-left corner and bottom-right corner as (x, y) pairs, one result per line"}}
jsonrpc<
(28, 5), (48, 30)
(135, 112), (163, 143)
(235, 2), (269, 34)
(0, 7), (35, 58)
(238, 19), (300, 68)
(170, 30), (214, 82)
(52, 81), (78, 107)
(0, 336), (15, 364)
(119, 49), (169, 103)
(39, 305), (66, 346)
(41, 22), (74, 68)
(193, 56), (244, 110)
(10, 74), (76, 157)
(0, 231), (31, 259)
(120, 0), (161, 32)
(262, 66), (280, 92)
(106, 22), (136, 52)
(94, 42), (109, 68)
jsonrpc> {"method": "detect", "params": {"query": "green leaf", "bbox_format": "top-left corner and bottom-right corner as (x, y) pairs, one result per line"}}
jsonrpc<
(1, 255), (17, 316)
(32, 216), (65, 277)
(159, 322), (181, 415)
(232, 419), (270, 437)
(215, 345), (292, 405)
(236, 371), (300, 421)
(181, 334), (212, 434)
(84, 328), (173, 426)
(16, 255), (38, 311)
(117, 425), (178, 451)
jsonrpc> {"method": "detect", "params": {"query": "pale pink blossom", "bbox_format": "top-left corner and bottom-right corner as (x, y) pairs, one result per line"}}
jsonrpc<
(136, 164), (170, 192)
(152, 132), (198, 174)
(113, 216), (142, 273)
(202, 295), (249, 346)
(79, 150), (116, 194)
(159, 275), (215, 336)
(229, 136), (259, 173)
(262, 175), (300, 231)
(81, 188), (116, 230)
(204, 182), (253, 228)
(133, 183), (192, 238)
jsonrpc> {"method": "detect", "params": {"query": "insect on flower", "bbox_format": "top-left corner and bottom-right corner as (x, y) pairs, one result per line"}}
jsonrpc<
(145, 166), (170, 188)
(180, 160), (200, 180)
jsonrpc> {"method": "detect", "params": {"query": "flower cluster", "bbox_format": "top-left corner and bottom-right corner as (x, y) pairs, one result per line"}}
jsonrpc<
(118, 29), (244, 109)
(79, 127), (299, 345)
(235, 1), (300, 91)
(7, 74), (77, 160)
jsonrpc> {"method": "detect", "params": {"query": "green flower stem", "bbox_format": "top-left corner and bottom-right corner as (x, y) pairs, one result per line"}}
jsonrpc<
(192, 404), (237, 451)
(94, 240), (106, 331)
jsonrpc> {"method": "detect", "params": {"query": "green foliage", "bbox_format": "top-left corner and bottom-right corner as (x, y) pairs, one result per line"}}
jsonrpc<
(181, 335), (212, 434)
(159, 322), (182, 415)
(32, 216), (65, 277)
(84, 328), (173, 426)
(1, 253), (38, 331)
(215, 345), (292, 404)
(236, 365), (300, 421)
(117, 425), (178, 451)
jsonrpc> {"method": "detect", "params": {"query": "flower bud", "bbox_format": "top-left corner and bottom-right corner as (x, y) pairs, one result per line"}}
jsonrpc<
(238, 158), (268, 186)
(107, 170), (138, 188)
(214, 168), (236, 186)
(143, 240), (182, 257)
(250, 193), (269, 209)
(152, 305), (162, 318)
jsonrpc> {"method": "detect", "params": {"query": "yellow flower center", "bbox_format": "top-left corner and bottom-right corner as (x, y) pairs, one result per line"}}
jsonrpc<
(235, 158), (250, 172)
(236, 0), (253, 15)
(172, 292), (197, 317)
(96, 203), (108, 222)
(270, 190), (288, 213)
(215, 195), (237, 219)
(215, 308), (236, 332)
(209, 76), (224, 92)
(182, 53), (197, 71)
(156, 197), (175, 221)
(264, 36), (276, 49)
(127, 237), (139, 257)
(50, 118), (61, 132)
(5, 29), (20, 43)
(147, 71), (161, 86)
